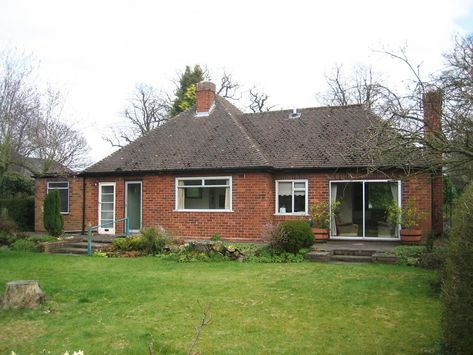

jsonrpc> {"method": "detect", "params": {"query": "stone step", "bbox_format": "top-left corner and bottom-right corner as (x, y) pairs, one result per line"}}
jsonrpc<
(304, 251), (331, 262)
(68, 242), (111, 249)
(52, 247), (89, 255)
(330, 254), (373, 263)
(332, 249), (375, 257)
(78, 236), (115, 243)
(372, 252), (399, 264)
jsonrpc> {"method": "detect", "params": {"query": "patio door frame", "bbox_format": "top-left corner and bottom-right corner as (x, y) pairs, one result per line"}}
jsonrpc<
(329, 179), (401, 241)
(125, 181), (142, 233)
(98, 182), (116, 235)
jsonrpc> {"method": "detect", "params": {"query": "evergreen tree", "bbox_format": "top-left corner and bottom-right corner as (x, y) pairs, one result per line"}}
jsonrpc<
(170, 65), (204, 117)
(441, 181), (473, 354)
(43, 190), (64, 236)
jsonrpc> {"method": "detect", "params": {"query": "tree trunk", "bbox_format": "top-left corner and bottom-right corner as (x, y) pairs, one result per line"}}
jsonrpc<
(1, 280), (45, 309)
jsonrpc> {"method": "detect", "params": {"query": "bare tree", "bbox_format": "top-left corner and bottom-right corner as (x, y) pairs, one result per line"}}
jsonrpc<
(320, 37), (473, 178)
(0, 49), (88, 178)
(216, 72), (240, 100)
(248, 87), (275, 113)
(104, 84), (170, 148)
(31, 89), (89, 173)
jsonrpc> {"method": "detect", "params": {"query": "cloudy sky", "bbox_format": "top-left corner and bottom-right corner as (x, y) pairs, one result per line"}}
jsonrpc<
(1, 0), (473, 164)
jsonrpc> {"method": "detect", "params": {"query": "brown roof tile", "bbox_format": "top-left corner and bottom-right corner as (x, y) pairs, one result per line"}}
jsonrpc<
(85, 97), (426, 174)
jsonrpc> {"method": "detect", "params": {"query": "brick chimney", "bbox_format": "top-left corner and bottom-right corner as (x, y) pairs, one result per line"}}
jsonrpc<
(423, 89), (443, 236)
(195, 81), (216, 116)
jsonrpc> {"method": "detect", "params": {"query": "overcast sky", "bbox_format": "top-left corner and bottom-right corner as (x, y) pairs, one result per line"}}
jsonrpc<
(1, 0), (473, 165)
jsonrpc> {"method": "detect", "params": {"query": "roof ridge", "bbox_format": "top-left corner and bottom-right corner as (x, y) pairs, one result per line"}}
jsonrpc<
(217, 97), (270, 167)
(240, 103), (365, 117)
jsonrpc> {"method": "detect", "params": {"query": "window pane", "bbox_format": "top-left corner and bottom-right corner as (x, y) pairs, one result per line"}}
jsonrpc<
(204, 179), (229, 186)
(58, 189), (68, 213)
(101, 211), (114, 220)
(365, 182), (398, 237)
(49, 182), (68, 188)
(185, 187), (202, 199)
(102, 194), (114, 203)
(181, 186), (229, 210)
(332, 182), (362, 237)
(101, 202), (114, 211)
(278, 182), (292, 213)
(102, 185), (114, 193)
(182, 180), (202, 186)
(294, 191), (306, 212)
(294, 182), (306, 189)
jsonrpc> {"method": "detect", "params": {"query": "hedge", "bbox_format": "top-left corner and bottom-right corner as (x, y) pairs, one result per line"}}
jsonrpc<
(0, 197), (34, 231)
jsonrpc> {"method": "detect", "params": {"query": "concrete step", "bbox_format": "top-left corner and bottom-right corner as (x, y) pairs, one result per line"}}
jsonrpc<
(332, 249), (375, 257)
(330, 255), (373, 263)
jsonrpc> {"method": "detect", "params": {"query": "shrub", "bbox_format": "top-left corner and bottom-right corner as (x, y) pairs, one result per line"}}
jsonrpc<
(10, 239), (38, 252)
(441, 181), (473, 354)
(111, 236), (147, 252)
(27, 235), (58, 244)
(43, 190), (64, 237)
(0, 214), (18, 234)
(0, 197), (34, 231)
(210, 234), (221, 241)
(310, 201), (339, 229)
(425, 230), (435, 252)
(280, 221), (314, 254)
(393, 245), (426, 265)
(262, 224), (289, 254)
(141, 226), (169, 255)
(417, 249), (447, 270)
(0, 230), (17, 246)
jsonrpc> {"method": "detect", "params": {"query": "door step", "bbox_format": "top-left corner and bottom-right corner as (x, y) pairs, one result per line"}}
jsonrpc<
(305, 248), (398, 264)
(331, 254), (373, 263)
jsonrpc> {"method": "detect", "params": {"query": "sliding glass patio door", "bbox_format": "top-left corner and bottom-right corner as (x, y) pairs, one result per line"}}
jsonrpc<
(330, 180), (400, 239)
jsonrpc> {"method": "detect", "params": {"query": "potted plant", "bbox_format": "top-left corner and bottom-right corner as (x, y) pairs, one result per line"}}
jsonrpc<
(309, 201), (339, 243)
(387, 202), (426, 245)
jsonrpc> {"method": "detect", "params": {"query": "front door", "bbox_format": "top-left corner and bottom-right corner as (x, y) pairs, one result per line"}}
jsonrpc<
(125, 181), (142, 232)
(98, 183), (115, 234)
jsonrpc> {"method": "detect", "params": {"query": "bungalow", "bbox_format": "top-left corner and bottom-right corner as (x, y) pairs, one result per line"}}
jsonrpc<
(34, 82), (443, 241)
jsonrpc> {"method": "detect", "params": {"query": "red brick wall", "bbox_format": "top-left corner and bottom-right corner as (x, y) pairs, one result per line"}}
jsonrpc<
(36, 170), (435, 240)
(35, 176), (84, 233)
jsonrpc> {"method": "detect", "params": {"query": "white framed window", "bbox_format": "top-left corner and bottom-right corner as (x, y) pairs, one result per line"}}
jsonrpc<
(47, 181), (69, 214)
(275, 180), (308, 215)
(175, 177), (232, 212)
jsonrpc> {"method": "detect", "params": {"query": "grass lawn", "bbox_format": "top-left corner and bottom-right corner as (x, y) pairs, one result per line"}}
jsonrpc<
(0, 252), (439, 354)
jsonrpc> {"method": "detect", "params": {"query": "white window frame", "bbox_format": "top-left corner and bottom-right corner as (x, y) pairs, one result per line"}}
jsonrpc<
(47, 181), (69, 214)
(174, 176), (233, 212)
(275, 179), (309, 216)
(329, 179), (402, 240)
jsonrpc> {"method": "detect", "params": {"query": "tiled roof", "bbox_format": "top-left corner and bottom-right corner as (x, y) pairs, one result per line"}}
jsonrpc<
(85, 96), (425, 174)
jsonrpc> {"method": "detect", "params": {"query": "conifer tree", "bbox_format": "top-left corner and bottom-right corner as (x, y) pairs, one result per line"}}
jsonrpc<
(43, 190), (64, 236)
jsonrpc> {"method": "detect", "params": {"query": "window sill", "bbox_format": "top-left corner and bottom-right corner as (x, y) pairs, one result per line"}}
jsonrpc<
(60, 212), (70, 215)
(274, 213), (309, 216)
(174, 209), (233, 213)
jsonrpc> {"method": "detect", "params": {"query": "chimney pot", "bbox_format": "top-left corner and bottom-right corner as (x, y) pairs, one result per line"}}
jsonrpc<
(195, 81), (216, 116)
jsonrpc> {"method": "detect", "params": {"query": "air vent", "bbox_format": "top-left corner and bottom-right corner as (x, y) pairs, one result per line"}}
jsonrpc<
(289, 108), (301, 119)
